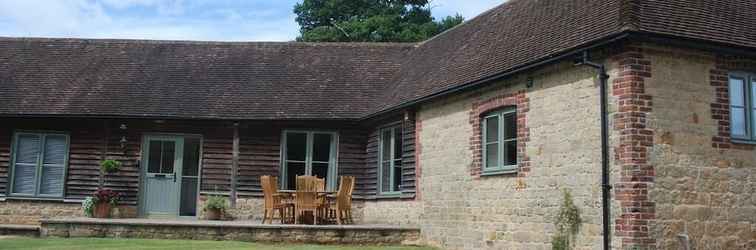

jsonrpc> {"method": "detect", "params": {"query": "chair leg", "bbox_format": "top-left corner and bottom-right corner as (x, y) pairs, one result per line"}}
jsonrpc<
(263, 209), (269, 224)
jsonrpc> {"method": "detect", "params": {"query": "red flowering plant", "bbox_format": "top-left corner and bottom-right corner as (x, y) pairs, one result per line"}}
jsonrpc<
(92, 188), (120, 206)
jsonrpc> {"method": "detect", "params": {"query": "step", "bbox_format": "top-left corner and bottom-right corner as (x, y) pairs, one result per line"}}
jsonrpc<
(0, 224), (40, 237)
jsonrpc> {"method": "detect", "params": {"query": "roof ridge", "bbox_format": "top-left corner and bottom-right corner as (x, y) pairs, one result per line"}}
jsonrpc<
(0, 36), (418, 48)
(417, 0), (512, 47)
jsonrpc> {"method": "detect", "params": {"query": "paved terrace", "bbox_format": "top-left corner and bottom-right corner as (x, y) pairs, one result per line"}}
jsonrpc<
(38, 218), (421, 245)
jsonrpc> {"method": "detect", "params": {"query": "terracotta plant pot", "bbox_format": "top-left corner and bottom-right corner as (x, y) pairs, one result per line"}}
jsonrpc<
(93, 202), (111, 218)
(205, 208), (222, 220)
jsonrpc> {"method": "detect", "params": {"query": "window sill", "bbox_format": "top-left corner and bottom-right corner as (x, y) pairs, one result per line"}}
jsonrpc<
(376, 192), (403, 198)
(731, 139), (756, 145)
(4, 196), (69, 203)
(357, 193), (415, 200)
(481, 169), (518, 177)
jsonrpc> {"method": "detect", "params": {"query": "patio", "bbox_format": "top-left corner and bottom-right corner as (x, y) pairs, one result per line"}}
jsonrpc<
(38, 217), (421, 245)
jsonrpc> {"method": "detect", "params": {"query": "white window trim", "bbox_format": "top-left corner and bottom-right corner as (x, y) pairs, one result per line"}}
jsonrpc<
(378, 125), (402, 195)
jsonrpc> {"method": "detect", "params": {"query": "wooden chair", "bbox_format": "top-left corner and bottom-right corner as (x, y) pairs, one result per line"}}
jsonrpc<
(294, 190), (327, 225)
(261, 176), (294, 224)
(329, 176), (355, 224)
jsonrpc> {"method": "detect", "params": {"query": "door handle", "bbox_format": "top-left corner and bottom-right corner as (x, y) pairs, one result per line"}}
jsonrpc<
(173, 173), (177, 183)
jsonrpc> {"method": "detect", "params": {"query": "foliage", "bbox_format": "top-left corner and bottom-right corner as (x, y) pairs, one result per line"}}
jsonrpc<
(82, 197), (96, 217)
(100, 159), (122, 173)
(294, 0), (465, 42)
(203, 195), (229, 212)
(92, 188), (120, 206)
(552, 189), (582, 250)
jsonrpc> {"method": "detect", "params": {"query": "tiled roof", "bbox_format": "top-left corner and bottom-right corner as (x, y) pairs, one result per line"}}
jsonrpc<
(0, 0), (754, 120)
(0, 39), (412, 119)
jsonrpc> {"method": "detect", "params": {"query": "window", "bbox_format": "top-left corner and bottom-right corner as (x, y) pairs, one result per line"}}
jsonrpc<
(729, 73), (756, 142)
(281, 131), (338, 190)
(379, 125), (402, 194)
(9, 132), (69, 198)
(482, 107), (518, 174)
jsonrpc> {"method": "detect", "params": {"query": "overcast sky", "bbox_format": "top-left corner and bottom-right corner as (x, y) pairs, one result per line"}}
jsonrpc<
(0, 0), (504, 42)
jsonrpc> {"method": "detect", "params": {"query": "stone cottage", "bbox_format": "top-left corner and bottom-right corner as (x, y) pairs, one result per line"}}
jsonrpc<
(0, 0), (754, 249)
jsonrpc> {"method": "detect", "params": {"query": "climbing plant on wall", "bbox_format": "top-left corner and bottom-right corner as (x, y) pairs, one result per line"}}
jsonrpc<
(553, 189), (582, 250)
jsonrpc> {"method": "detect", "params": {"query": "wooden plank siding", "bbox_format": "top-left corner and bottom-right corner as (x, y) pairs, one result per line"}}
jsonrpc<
(0, 116), (417, 204)
(363, 112), (417, 198)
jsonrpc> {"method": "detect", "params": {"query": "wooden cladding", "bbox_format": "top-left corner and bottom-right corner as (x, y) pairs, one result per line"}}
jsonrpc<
(0, 116), (417, 204)
(364, 112), (417, 198)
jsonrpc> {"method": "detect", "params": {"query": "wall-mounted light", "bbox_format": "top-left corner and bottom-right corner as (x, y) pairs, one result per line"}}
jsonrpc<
(526, 77), (534, 88)
(119, 123), (128, 150)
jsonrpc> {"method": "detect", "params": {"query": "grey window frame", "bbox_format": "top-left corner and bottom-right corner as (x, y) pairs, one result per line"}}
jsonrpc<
(481, 107), (518, 175)
(279, 130), (339, 191)
(378, 124), (402, 195)
(729, 72), (756, 143)
(8, 131), (70, 199)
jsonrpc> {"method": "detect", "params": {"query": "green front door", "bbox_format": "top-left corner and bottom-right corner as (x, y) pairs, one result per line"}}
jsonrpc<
(141, 136), (184, 218)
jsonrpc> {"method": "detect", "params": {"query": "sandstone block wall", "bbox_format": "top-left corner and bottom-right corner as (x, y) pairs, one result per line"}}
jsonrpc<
(642, 44), (755, 249)
(415, 62), (609, 250)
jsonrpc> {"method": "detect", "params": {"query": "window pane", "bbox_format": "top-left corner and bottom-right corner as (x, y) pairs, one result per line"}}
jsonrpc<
(729, 77), (746, 106)
(286, 132), (307, 161)
(503, 112), (517, 140)
(485, 143), (499, 168)
(285, 161), (306, 190)
(393, 161), (402, 191)
(312, 133), (333, 162)
(161, 141), (175, 174)
(43, 135), (67, 165)
(381, 129), (392, 162)
(312, 162), (329, 184)
(381, 161), (391, 193)
(503, 140), (518, 166)
(12, 163), (36, 194)
(182, 138), (201, 177)
(16, 134), (40, 164)
(485, 116), (499, 142)
(393, 127), (403, 160)
(148, 141), (162, 174)
(39, 164), (64, 195)
(732, 107), (747, 137)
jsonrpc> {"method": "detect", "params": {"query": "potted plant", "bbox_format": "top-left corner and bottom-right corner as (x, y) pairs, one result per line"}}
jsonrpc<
(100, 159), (122, 174)
(82, 197), (95, 217)
(203, 195), (228, 220)
(91, 188), (120, 218)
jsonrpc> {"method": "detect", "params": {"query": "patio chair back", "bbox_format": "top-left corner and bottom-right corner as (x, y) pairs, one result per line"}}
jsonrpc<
(261, 176), (279, 209)
(336, 176), (355, 210)
(296, 176), (324, 192)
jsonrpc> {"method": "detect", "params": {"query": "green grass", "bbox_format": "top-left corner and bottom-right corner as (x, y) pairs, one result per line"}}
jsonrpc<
(0, 237), (436, 250)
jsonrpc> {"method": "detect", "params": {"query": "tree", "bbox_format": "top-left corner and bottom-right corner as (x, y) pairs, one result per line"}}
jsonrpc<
(294, 0), (464, 42)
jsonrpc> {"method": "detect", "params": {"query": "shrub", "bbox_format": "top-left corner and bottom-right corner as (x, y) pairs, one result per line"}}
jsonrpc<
(100, 159), (122, 173)
(552, 189), (582, 250)
(203, 195), (228, 212)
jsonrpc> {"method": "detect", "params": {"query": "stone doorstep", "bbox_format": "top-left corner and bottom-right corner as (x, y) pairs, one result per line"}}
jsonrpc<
(0, 224), (41, 237)
(40, 217), (420, 231)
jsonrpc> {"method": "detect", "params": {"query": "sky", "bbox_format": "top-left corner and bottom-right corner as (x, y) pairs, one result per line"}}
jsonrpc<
(0, 0), (504, 42)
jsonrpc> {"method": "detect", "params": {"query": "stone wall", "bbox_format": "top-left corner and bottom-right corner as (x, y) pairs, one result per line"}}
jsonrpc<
(0, 200), (82, 225)
(357, 199), (421, 226)
(0, 199), (136, 225)
(415, 61), (610, 250)
(642, 44), (756, 249)
(40, 218), (421, 245)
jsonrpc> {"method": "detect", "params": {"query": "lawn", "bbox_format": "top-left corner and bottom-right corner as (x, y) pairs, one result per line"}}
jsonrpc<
(0, 237), (437, 250)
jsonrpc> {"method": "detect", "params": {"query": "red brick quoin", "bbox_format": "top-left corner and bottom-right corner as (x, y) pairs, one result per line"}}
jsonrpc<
(710, 55), (756, 151)
(611, 47), (656, 248)
(468, 91), (530, 178)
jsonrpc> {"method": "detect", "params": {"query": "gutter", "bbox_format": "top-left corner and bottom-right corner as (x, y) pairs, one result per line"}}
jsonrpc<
(360, 31), (632, 121)
(575, 51), (612, 250)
